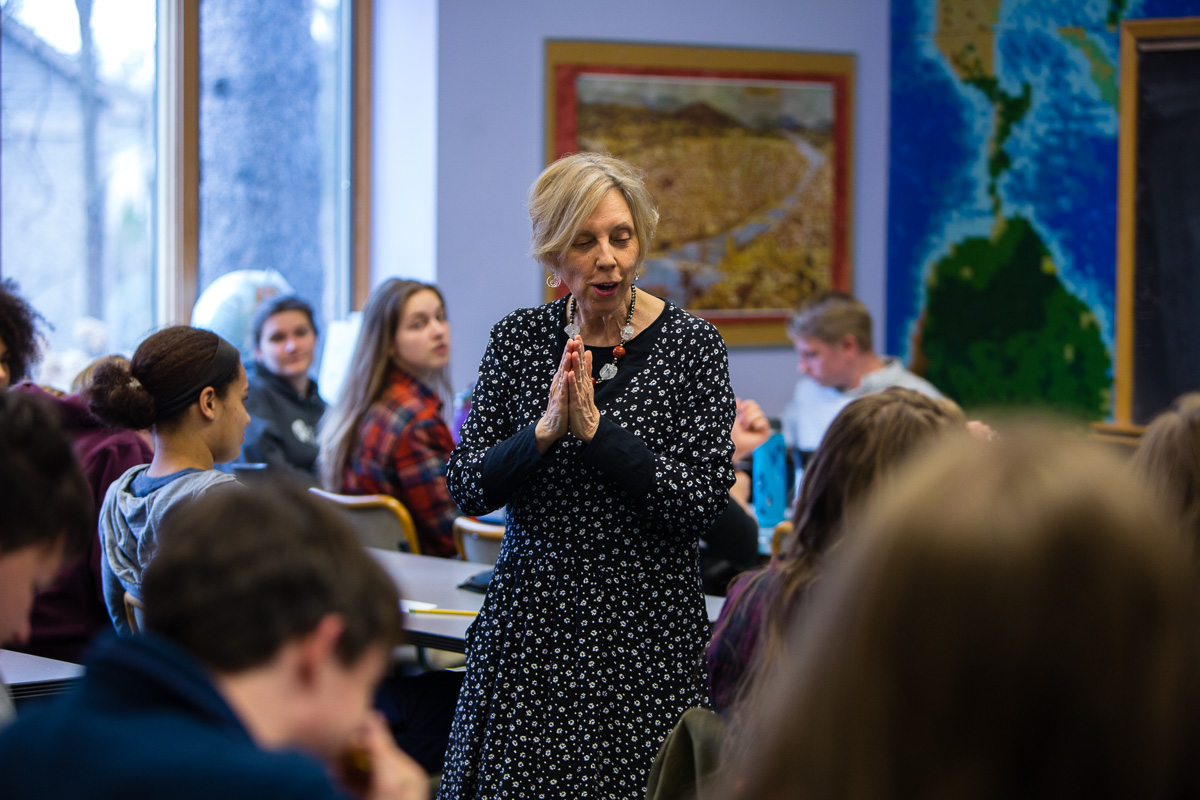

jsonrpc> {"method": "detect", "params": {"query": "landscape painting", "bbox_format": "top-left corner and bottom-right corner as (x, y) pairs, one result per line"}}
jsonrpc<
(546, 42), (855, 344)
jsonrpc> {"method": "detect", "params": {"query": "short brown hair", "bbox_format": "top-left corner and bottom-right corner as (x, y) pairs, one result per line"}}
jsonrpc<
(142, 480), (403, 672)
(529, 152), (659, 272)
(725, 428), (1200, 800)
(788, 289), (873, 351)
(0, 391), (92, 558)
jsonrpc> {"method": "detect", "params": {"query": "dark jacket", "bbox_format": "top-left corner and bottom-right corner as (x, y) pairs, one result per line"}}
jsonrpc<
(0, 634), (355, 799)
(11, 384), (153, 662)
(239, 360), (326, 480)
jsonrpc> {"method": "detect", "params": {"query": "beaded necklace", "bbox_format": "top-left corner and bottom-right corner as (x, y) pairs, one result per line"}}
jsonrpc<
(565, 286), (637, 382)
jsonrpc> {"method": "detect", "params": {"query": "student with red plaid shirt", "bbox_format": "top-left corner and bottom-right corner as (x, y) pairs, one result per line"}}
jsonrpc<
(319, 279), (458, 558)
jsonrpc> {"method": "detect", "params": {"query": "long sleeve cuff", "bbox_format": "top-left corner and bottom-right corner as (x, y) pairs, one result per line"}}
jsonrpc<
(480, 422), (550, 509)
(579, 416), (656, 501)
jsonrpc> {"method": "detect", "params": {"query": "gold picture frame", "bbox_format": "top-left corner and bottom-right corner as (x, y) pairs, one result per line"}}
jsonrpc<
(545, 40), (855, 346)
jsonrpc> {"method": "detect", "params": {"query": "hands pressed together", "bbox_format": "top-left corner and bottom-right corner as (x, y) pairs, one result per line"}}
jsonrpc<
(536, 336), (601, 454)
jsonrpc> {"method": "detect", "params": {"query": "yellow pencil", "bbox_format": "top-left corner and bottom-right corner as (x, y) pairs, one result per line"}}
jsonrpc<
(407, 608), (479, 616)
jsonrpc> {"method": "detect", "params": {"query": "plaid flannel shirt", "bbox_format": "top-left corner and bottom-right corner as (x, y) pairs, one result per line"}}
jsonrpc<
(342, 367), (459, 558)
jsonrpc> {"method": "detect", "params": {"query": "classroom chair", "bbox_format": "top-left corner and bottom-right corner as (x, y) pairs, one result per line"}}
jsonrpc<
(308, 488), (421, 554)
(123, 591), (147, 636)
(452, 516), (504, 564)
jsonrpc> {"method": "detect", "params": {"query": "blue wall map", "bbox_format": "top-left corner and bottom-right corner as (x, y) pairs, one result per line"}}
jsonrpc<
(887, 0), (1200, 418)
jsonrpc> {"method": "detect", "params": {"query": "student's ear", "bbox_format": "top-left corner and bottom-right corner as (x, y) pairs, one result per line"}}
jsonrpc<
(295, 613), (347, 688)
(197, 386), (219, 421)
(838, 333), (859, 355)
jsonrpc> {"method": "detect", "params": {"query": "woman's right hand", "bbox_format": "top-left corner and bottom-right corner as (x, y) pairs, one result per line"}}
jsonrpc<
(535, 340), (572, 454)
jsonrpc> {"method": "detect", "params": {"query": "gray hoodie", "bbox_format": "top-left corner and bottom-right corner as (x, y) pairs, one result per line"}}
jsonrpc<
(100, 465), (239, 636)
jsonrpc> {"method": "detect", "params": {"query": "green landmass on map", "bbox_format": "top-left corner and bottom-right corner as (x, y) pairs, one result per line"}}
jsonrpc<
(1059, 27), (1119, 109)
(911, 5), (1114, 419)
(915, 217), (1110, 418)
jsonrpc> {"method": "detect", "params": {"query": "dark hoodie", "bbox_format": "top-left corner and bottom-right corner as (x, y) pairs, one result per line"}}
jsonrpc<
(236, 360), (326, 481)
(0, 634), (356, 798)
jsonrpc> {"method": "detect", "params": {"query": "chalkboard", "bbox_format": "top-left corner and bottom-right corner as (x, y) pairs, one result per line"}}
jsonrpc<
(1115, 19), (1200, 428)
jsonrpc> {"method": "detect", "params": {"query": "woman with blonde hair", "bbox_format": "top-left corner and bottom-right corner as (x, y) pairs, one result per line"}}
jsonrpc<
(721, 429), (1200, 800)
(707, 387), (963, 715)
(438, 152), (735, 800)
(318, 278), (457, 557)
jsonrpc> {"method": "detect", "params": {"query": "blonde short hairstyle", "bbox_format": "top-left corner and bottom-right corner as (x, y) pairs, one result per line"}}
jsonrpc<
(528, 152), (659, 270)
(788, 289), (873, 352)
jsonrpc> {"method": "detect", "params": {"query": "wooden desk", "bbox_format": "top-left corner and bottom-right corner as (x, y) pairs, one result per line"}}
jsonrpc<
(1, 649), (85, 705)
(369, 549), (726, 654)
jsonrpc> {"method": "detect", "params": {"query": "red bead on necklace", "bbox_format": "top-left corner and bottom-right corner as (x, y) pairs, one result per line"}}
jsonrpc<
(566, 286), (637, 383)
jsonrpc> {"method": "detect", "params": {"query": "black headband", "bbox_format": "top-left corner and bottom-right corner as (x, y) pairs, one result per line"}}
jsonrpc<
(152, 336), (241, 423)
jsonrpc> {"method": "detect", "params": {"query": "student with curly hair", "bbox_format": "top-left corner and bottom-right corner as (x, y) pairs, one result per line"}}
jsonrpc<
(0, 279), (47, 390)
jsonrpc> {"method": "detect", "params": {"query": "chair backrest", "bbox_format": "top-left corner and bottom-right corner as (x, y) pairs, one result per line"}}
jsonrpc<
(124, 591), (147, 635)
(771, 520), (793, 556)
(308, 488), (421, 554)
(453, 516), (504, 564)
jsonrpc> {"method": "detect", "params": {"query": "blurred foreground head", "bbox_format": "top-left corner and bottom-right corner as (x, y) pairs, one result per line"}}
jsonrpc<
(1131, 392), (1200, 544)
(144, 480), (403, 672)
(724, 426), (1200, 800)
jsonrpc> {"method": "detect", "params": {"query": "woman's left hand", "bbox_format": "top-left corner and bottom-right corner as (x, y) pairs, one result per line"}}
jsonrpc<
(565, 336), (600, 442)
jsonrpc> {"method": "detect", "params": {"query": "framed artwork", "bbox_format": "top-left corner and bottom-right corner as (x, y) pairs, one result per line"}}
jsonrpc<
(545, 41), (855, 345)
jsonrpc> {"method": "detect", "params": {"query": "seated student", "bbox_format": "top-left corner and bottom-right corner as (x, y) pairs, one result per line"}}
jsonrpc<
(700, 399), (773, 595)
(88, 326), (249, 635)
(0, 278), (45, 391)
(781, 289), (944, 462)
(0, 480), (428, 799)
(237, 295), (327, 481)
(11, 377), (153, 661)
(706, 388), (962, 714)
(1131, 392), (1200, 542)
(0, 392), (92, 726)
(0, 284), (152, 662)
(319, 279), (458, 558)
(719, 428), (1200, 800)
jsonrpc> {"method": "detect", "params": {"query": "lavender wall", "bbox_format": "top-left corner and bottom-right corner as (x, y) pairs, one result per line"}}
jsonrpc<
(376, 0), (891, 417)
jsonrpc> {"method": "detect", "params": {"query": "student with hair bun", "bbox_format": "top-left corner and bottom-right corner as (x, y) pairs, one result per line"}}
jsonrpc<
(89, 326), (251, 635)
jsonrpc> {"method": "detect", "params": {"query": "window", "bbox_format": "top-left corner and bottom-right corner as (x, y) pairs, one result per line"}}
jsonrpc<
(0, 0), (368, 388)
(1, 0), (157, 386)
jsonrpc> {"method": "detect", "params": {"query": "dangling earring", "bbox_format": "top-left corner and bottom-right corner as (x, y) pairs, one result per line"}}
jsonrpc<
(546, 272), (561, 288)
(635, 266), (644, 282)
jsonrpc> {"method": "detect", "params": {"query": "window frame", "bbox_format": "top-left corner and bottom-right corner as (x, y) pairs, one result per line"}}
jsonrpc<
(156, 0), (372, 324)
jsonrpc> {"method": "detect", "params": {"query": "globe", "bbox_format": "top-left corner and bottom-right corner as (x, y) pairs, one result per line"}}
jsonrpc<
(191, 269), (294, 362)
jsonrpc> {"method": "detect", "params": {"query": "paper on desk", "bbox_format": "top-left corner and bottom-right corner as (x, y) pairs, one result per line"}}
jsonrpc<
(401, 600), (437, 612)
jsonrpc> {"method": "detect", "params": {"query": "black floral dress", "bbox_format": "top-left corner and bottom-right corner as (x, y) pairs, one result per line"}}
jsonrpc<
(438, 297), (735, 800)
